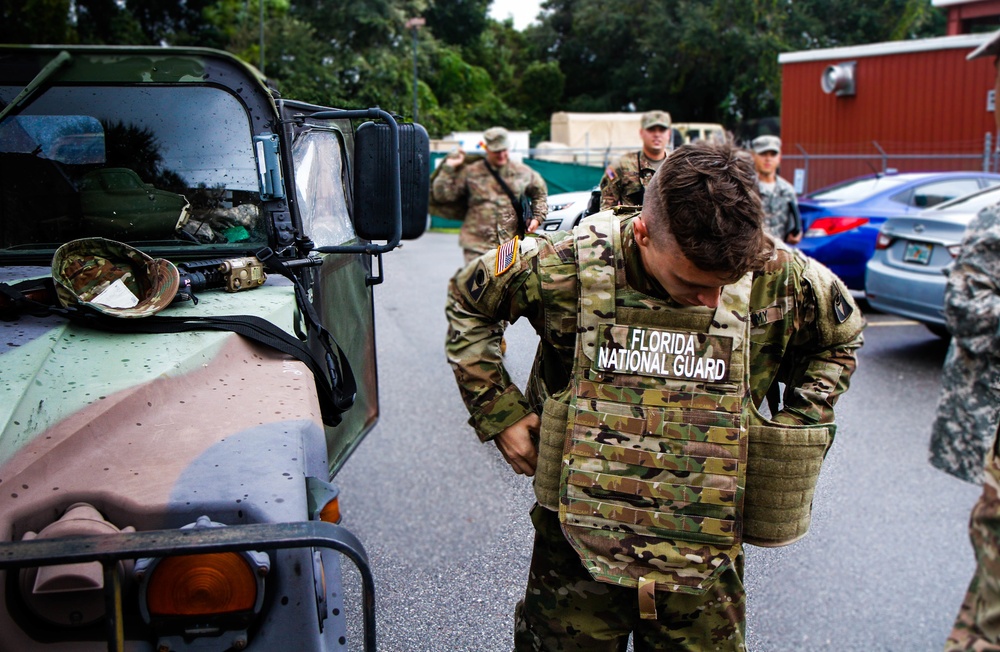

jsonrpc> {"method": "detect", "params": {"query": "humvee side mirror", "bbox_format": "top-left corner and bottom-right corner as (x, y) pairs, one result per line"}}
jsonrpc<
(354, 120), (429, 241)
(311, 110), (428, 259)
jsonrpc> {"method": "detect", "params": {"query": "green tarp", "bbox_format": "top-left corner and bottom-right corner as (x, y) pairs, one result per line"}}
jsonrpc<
(428, 153), (605, 229)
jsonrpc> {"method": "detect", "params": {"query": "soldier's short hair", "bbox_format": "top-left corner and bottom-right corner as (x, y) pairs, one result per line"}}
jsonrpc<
(643, 140), (773, 279)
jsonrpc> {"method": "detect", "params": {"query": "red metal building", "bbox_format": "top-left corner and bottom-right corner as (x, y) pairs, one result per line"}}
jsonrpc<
(939, 0), (1000, 34)
(778, 32), (996, 193)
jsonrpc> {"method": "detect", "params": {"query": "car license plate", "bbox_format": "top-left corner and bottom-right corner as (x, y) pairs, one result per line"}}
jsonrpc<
(903, 241), (932, 265)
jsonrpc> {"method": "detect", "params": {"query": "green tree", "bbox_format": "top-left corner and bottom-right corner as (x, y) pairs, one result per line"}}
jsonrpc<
(0, 0), (75, 44)
(528, 0), (945, 126)
(73, 0), (145, 44)
(425, 0), (490, 47)
(511, 61), (565, 141)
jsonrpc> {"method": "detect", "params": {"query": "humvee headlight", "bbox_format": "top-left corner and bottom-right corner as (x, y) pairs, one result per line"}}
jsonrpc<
(135, 516), (269, 646)
(144, 552), (258, 615)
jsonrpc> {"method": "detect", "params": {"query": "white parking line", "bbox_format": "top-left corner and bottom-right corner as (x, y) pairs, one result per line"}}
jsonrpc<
(867, 319), (920, 327)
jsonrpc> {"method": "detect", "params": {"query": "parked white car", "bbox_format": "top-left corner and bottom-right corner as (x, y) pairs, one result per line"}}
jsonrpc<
(535, 188), (600, 232)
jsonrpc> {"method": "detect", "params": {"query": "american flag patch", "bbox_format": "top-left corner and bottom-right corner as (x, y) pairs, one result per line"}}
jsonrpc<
(495, 236), (519, 276)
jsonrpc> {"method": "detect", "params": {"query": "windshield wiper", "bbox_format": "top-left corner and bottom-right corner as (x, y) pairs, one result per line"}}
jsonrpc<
(0, 50), (72, 125)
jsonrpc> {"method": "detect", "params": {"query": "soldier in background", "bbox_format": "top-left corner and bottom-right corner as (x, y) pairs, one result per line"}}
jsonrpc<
(936, 29), (1000, 651)
(599, 110), (673, 210)
(751, 135), (802, 244)
(446, 139), (863, 650)
(431, 126), (547, 264)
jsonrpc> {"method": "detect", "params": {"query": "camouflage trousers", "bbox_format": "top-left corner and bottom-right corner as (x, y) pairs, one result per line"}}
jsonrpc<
(514, 505), (746, 651)
(947, 427), (1000, 652)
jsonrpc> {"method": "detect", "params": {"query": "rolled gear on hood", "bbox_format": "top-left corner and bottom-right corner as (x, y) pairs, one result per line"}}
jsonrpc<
(51, 237), (179, 318)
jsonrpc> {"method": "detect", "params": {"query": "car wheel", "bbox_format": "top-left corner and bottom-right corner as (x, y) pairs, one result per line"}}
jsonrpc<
(925, 323), (952, 340)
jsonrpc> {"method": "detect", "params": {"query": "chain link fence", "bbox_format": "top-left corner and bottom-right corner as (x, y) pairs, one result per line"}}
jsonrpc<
(781, 134), (1000, 194)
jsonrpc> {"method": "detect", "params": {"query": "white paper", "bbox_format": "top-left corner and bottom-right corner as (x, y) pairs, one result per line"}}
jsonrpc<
(91, 278), (139, 309)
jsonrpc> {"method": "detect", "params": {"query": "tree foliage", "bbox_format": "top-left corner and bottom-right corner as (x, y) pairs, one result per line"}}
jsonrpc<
(1, 0), (948, 136)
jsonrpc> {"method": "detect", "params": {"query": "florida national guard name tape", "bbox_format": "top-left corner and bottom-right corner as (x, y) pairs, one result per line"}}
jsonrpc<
(595, 325), (733, 383)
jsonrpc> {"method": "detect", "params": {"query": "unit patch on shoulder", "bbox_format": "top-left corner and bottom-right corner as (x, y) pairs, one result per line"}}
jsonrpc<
(832, 282), (853, 324)
(466, 263), (488, 302)
(495, 236), (519, 276)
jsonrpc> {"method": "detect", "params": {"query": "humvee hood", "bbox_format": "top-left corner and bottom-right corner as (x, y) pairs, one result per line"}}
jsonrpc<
(0, 272), (325, 535)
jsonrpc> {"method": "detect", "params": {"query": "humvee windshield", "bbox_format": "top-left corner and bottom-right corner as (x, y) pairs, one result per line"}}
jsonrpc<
(0, 84), (265, 256)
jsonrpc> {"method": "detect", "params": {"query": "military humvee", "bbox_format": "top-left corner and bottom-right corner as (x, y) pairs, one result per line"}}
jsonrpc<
(0, 44), (429, 651)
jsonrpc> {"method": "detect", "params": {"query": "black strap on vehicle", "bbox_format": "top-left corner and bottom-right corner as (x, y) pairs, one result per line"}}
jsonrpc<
(0, 273), (356, 428)
(483, 159), (532, 234)
(255, 246), (357, 420)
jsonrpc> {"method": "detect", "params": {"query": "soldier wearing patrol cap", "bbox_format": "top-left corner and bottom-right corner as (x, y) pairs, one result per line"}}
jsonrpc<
(932, 28), (1000, 651)
(446, 138), (864, 650)
(751, 135), (803, 244)
(431, 126), (548, 264)
(599, 110), (674, 211)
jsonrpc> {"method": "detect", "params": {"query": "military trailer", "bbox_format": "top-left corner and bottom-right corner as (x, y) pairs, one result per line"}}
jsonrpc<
(0, 44), (429, 651)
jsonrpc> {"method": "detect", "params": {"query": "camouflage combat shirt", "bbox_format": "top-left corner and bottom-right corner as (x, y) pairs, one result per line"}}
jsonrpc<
(431, 158), (548, 258)
(929, 204), (1000, 484)
(445, 210), (864, 451)
(599, 151), (666, 210)
(758, 176), (801, 241)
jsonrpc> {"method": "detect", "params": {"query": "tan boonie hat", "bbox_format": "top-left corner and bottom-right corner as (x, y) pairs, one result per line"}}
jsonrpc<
(482, 126), (510, 151)
(641, 110), (672, 130)
(52, 237), (179, 318)
(968, 29), (1000, 60)
(752, 135), (782, 154)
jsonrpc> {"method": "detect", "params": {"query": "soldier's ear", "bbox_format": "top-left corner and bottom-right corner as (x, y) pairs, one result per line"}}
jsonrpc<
(634, 215), (650, 246)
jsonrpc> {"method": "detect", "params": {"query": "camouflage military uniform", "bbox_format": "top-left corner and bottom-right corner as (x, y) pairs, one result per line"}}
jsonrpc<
(599, 152), (666, 211)
(758, 176), (800, 242)
(929, 204), (1000, 485)
(445, 210), (864, 650)
(432, 157), (548, 263)
(936, 205), (1000, 651)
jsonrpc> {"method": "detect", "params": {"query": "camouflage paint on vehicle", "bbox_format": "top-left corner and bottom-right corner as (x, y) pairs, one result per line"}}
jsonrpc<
(0, 43), (428, 650)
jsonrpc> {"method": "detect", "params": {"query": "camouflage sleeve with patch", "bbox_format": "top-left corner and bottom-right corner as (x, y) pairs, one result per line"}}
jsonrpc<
(749, 243), (865, 426)
(943, 204), (1000, 356)
(599, 153), (639, 211)
(599, 162), (622, 211)
(430, 161), (467, 204)
(445, 234), (568, 441)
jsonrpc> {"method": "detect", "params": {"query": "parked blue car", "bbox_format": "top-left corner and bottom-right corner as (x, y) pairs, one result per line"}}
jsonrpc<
(796, 171), (1000, 289)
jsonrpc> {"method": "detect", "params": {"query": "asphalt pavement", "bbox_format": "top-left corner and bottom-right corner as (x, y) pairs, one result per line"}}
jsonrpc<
(337, 231), (982, 651)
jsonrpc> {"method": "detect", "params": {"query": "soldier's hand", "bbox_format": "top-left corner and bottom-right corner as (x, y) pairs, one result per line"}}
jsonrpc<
(785, 232), (803, 245)
(494, 413), (540, 476)
(444, 149), (465, 168)
(527, 217), (540, 233)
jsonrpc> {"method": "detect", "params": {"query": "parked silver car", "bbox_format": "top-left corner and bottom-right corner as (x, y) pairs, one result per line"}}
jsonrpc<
(865, 184), (1000, 337)
(535, 187), (600, 232)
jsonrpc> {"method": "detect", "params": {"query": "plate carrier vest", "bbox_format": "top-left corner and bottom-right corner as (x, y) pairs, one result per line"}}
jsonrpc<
(557, 212), (752, 617)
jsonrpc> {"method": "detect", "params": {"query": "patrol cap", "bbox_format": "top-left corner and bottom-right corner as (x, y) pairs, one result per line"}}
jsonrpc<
(968, 29), (1000, 60)
(52, 237), (179, 318)
(482, 126), (510, 152)
(641, 110), (672, 130)
(752, 135), (782, 154)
